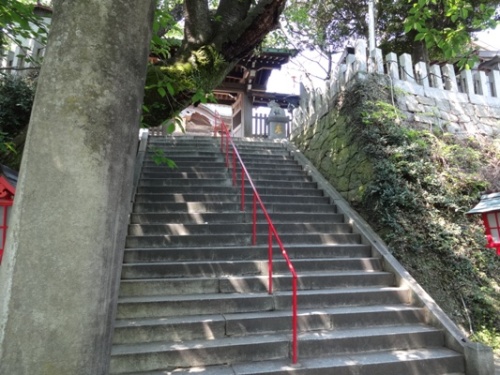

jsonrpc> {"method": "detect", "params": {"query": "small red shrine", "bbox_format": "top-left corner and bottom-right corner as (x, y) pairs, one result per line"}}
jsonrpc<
(0, 165), (17, 264)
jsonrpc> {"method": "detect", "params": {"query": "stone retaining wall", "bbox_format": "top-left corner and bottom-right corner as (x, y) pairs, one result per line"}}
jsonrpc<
(292, 39), (500, 138)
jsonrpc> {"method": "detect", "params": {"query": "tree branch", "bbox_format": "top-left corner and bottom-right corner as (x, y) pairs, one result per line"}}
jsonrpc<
(0, 66), (41, 71)
(212, 0), (252, 41)
(221, 0), (287, 61)
(183, 0), (212, 50)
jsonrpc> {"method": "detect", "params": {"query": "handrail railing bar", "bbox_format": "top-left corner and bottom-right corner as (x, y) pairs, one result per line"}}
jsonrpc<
(218, 119), (298, 364)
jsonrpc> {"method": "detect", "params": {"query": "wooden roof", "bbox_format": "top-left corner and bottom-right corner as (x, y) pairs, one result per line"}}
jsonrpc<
(214, 48), (298, 107)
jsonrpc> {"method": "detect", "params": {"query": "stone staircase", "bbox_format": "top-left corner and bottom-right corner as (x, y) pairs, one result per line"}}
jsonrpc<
(110, 135), (465, 374)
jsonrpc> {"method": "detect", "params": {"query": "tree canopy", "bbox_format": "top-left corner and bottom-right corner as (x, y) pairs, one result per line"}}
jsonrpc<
(2, 0), (499, 125)
(276, 0), (500, 79)
(142, 0), (287, 127)
(0, 0), (49, 64)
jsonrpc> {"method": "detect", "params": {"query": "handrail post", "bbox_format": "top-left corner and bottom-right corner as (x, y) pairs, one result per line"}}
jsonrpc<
(252, 193), (257, 245)
(225, 135), (229, 168)
(241, 170), (245, 211)
(232, 150), (236, 186)
(292, 275), (298, 364)
(268, 227), (273, 295)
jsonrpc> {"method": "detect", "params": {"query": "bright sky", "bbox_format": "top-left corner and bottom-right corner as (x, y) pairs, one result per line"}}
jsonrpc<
(475, 27), (500, 50)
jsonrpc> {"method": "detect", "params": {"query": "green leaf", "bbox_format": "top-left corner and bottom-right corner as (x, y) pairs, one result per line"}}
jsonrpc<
(165, 159), (177, 169)
(166, 82), (175, 96)
(157, 86), (166, 97)
(166, 122), (176, 134)
(415, 32), (426, 41)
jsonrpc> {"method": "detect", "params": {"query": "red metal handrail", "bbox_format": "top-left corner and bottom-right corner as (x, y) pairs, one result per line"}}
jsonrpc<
(215, 115), (299, 364)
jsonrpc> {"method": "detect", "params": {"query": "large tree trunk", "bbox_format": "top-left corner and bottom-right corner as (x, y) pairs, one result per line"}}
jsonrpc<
(0, 1), (155, 374)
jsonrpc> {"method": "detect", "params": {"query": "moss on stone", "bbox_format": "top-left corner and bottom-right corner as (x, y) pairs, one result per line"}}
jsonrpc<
(293, 77), (500, 350)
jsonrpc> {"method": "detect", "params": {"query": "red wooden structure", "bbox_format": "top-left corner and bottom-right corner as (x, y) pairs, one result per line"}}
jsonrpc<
(0, 166), (17, 264)
(467, 192), (500, 256)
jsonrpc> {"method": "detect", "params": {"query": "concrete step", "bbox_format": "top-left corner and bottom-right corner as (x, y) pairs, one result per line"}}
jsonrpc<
(238, 152), (293, 160)
(138, 177), (232, 187)
(243, 180), (317, 189)
(228, 159), (301, 168)
(127, 222), (351, 236)
(228, 348), (465, 375)
(132, 201), (242, 213)
(141, 165), (232, 173)
(120, 258), (383, 284)
(132, 201), (336, 214)
(142, 159), (300, 168)
(146, 148), (291, 158)
(142, 160), (228, 169)
(133, 193), (330, 205)
(136, 185), (324, 196)
(110, 325), (440, 373)
(111, 348), (464, 374)
(237, 161), (303, 170)
(129, 212), (344, 225)
(149, 137), (218, 144)
(138, 177), (317, 190)
(118, 271), (395, 296)
(123, 244), (373, 262)
(141, 171), (229, 179)
(238, 153), (294, 161)
(145, 152), (223, 161)
(145, 155), (224, 164)
(236, 167), (306, 176)
(232, 172), (313, 182)
(146, 143), (224, 150)
(112, 305), (425, 344)
(112, 136), (464, 375)
(125, 232), (362, 248)
(140, 170), (312, 183)
(116, 287), (410, 319)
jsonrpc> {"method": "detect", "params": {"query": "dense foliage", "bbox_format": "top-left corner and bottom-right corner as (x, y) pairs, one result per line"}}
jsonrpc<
(142, 0), (287, 126)
(0, 74), (34, 169)
(0, 0), (49, 65)
(273, 0), (499, 78)
(344, 80), (500, 350)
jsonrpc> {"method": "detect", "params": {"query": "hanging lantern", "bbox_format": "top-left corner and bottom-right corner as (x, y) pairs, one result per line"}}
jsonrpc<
(467, 192), (500, 256)
(0, 165), (17, 264)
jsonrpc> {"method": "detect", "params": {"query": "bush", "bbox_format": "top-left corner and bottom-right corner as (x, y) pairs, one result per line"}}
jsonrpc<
(357, 94), (500, 349)
(0, 74), (35, 169)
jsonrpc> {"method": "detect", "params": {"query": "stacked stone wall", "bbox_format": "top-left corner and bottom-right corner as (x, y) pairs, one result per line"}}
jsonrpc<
(293, 39), (500, 138)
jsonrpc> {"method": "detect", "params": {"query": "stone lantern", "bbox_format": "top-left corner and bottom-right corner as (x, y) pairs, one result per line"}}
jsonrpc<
(467, 192), (500, 256)
(0, 165), (17, 263)
(266, 100), (289, 139)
